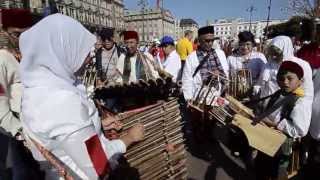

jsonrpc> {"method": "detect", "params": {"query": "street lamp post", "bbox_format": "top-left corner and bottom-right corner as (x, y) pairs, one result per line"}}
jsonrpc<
(265, 0), (272, 39)
(138, 0), (148, 43)
(161, 0), (164, 37)
(246, 5), (257, 32)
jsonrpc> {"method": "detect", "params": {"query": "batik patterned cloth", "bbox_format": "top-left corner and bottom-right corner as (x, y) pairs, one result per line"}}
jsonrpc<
(196, 48), (226, 86)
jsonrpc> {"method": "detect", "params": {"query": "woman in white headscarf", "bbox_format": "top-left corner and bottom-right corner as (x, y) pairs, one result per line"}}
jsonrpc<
(19, 14), (144, 179)
(258, 36), (314, 101)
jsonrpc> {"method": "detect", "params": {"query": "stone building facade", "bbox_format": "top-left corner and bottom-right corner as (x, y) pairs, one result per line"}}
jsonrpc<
(176, 18), (199, 40)
(124, 8), (175, 43)
(1, 0), (125, 31)
(208, 18), (285, 40)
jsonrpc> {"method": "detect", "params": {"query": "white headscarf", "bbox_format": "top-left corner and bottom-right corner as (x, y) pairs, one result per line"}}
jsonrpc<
(270, 36), (294, 59)
(19, 14), (96, 95)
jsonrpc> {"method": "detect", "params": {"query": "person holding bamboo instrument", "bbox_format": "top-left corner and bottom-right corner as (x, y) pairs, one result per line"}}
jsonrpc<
(258, 36), (314, 102)
(255, 61), (312, 180)
(116, 31), (159, 84)
(181, 26), (229, 102)
(181, 26), (229, 144)
(19, 14), (144, 179)
(95, 28), (125, 86)
(227, 31), (267, 85)
(0, 8), (43, 179)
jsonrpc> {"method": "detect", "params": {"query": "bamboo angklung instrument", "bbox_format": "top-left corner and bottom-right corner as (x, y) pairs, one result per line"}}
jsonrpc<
(228, 68), (253, 99)
(102, 99), (188, 180)
(188, 72), (286, 157)
(81, 62), (97, 89)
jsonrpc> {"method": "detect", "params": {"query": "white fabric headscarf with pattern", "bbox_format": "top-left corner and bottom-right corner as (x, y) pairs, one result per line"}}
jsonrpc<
(270, 36), (294, 59)
(19, 14), (96, 96)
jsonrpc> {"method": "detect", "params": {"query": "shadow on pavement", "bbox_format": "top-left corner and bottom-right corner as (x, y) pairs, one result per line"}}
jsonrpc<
(184, 123), (255, 180)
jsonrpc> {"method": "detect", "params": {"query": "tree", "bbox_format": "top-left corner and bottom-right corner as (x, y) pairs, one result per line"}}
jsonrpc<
(287, 0), (320, 18)
(264, 16), (314, 40)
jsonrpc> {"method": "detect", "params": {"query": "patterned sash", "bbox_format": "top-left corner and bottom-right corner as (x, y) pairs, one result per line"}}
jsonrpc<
(195, 48), (226, 86)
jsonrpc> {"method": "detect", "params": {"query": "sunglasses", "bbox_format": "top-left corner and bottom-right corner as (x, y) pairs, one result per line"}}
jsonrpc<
(203, 39), (215, 43)
(239, 42), (253, 47)
(104, 37), (113, 42)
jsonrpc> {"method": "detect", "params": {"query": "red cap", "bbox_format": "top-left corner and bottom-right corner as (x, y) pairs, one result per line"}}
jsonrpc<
(123, 31), (139, 41)
(1, 9), (33, 29)
(279, 61), (304, 79)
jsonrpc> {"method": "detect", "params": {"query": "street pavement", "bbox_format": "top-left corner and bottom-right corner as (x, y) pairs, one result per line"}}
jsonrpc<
(185, 124), (255, 180)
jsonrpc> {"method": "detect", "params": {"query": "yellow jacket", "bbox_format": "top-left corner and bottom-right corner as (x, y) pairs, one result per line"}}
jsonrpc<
(176, 37), (193, 61)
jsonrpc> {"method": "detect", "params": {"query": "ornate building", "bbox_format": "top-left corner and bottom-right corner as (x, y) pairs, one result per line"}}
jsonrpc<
(0, 0), (26, 8)
(124, 8), (175, 43)
(1, 0), (125, 32)
(176, 18), (199, 40)
(207, 18), (286, 40)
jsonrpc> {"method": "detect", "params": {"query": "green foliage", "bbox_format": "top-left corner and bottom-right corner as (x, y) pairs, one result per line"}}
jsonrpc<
(264, 16), (315, 41)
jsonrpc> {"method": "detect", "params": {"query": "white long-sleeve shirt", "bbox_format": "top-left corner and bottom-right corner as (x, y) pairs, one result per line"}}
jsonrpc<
(22, 87), (126, 179)
(227, 51), (267, 84)
(309, 68), (320, 140)
(268, 95), (312, 138)
(258, 61), (280, 98)
(22, 87), (125, 154)
(258, 57), (314, 101)
(0, 49), (22, 136)
(182, 49), (229, 101)
(116, 52), (159, 83)
(100, 46), (121, 83)
(161, 50), (181, 82)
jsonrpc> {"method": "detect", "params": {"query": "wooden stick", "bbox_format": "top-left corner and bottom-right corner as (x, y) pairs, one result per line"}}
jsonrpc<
(30, 138), (74, 180)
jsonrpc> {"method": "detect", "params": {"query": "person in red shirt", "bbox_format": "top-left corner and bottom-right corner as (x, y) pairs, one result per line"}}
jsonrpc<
(297, 21), (320, 179)
(297, 44), (320, 69)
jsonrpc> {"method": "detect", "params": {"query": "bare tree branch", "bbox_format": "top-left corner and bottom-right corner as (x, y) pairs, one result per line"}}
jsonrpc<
(288, 0), (317, 18)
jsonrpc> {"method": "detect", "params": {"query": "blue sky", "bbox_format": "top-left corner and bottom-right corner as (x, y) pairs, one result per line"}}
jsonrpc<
(123, 0), (292, 26)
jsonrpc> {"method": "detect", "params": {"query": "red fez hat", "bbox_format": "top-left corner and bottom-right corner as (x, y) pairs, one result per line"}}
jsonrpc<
(123, 31), (139, 41)
(1, 8), (33, 29)
(278, 61), (304, 79)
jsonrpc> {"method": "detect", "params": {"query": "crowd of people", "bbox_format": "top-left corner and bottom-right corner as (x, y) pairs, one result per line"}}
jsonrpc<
(1, 8), (320, 180)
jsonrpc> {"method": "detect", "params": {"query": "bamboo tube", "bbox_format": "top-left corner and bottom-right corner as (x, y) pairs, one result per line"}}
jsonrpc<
(128, 146), (164, 166)
(136, 153), (167, 174)
(141, 165), (169, 180)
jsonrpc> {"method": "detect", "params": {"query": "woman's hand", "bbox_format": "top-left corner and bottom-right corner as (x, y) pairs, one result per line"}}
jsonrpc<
(127, 123), (145, 142)
(120, 123), (145, 147)
(262, 117), (277, 127)
(102, 116), (122, 131)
